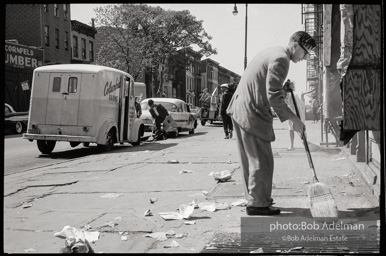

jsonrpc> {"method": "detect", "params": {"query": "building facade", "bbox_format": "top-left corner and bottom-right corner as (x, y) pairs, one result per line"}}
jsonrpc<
(71, 20), (97, 64)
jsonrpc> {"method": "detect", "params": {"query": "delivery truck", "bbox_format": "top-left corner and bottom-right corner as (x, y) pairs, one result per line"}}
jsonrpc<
(23, 64), (144, 154)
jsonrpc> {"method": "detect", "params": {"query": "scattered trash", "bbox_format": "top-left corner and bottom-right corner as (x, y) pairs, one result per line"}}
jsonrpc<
(184, 220), (196, 225)
(214, 170), (232, 182)
(250, 247), (264, 253)
(215, 202), (230, 210)
(150, 198), (158, 204)
(54, 226), (97, 253)
(302, 181), (310, 184)
(288, 246), (304, 252)
(165, 230), (175, 237)
(175, 233), (187, 239)
(24, 248), (37, 253)
(179, 169), (194, 174)
(349, 181), (355, 187)
(231, 199), (248, 207)
(96, 221), (117, 229)
(226, 160), (232, 164)
(168, 160), (179, 164)
(144, 209), (152, 216)
(144, 232), (168, 241)
(159, 212), (184, 220)
(22, 202), (33, 209)
(164, 240), (179, 248)
(199, 202), (216, 212)
(121, 236), (128, 241)
(100, 193), (123, 199)
(189, 200), (199, 208)
(334, 156), (346, 161)
(202, 191), (209, 195)
(159, 203), (194, 220)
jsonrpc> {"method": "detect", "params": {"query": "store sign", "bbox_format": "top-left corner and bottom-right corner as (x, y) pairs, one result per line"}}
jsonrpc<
(5, 42), (44, 70)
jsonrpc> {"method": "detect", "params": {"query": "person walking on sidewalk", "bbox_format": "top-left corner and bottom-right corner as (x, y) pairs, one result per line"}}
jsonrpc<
(148, 99), (169, 141)
(226, 31), (315, 216)
(220, 83), (234, 139)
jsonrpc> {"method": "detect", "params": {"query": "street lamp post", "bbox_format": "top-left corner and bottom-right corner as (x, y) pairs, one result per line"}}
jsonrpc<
(233, 3), (248, 70)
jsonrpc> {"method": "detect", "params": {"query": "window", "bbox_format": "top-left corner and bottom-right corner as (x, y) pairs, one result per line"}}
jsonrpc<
(53, 77), (61, 92)
(54, 4), (58, 17)
(64, 32), (69, 51)
(68, 77), (78, 93)
(63, 4), (68, 20)
(81, 38), (86, 59)
(44, 26), (50, 47)
(55, 29), (59, 49)
(89, 41), (94, 62)
(72, 35), (78, 57)
(43, 4), (48, 13)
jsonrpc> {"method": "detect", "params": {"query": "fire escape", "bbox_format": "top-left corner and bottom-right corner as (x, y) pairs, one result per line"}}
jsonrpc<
(302, 4), (338, 145)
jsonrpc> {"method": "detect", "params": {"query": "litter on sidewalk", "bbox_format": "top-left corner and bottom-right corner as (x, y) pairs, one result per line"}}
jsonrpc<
(150, 198), (158, 204)
(143, 230), (176, 241)
(100, 193), (123, 198)
(184, 220), (196, 225)
(144, 209), (153, 216)
(179, 169), (194, 174)
(164, 240), (179, 248)
(168, 159), (179, 164)
(158, 203), (194, 220)
(231, 199), (247, 207)
(22, 202), (33, 208)
(54, 226), (98, 253)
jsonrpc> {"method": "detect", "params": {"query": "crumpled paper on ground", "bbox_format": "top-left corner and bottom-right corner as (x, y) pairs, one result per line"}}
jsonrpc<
(231, 199), (248, 207)
(214, 170), (232, 182)
(54, 226), (99, 253)
(158, 203), (194, 220)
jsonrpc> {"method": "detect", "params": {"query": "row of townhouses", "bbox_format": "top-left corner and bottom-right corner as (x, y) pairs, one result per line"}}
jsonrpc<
(5, 4), (241, 112)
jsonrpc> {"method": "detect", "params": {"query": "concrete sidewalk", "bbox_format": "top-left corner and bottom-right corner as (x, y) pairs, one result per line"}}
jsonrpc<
(3, 119), (379, 253)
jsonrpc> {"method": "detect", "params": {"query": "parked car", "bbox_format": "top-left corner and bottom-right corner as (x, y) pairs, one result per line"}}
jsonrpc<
(140, 98), (198, 137)
(4, 103), (29, 134)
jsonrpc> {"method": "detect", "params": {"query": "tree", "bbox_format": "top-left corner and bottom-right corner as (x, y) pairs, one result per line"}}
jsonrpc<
(94, 4), (217, 96)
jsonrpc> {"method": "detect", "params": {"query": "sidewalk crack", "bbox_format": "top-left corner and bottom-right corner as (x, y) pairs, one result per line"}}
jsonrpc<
(4, 180), (79, 197)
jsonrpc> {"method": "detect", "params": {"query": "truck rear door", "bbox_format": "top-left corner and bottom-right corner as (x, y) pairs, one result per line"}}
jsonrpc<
(45, 73), (82, 125)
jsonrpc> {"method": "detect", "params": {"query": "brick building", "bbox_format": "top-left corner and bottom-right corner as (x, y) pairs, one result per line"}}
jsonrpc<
(6, 4), (72, 65)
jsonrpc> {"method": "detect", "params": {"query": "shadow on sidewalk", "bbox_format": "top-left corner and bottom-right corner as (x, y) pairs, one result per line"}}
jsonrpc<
(274, 206), (379, 219)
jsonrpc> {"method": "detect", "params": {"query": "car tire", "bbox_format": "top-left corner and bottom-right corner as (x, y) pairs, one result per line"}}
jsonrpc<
(15, 121), (24, 134)
(189, 128), (195, 134)
(201, 120), (206, 126)
(97, 130), (114, 152)
(83, 142), (90, 147)
(37, 140), (56, 154)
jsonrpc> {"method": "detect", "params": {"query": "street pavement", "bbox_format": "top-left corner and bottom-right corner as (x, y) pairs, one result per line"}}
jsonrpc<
(3, 118), (379, 253)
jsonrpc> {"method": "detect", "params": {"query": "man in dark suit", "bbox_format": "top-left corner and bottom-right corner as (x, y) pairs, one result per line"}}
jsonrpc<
(148, 99), (169, 140)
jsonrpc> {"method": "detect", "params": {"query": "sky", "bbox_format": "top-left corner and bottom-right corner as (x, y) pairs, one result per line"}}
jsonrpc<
(71, 3), (309, 94)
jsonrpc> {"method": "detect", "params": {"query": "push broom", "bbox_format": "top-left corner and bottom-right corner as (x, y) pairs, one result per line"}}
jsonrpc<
(289, 89), (339, 219)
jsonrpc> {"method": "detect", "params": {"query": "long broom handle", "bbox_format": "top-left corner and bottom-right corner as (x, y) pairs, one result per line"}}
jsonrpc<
(289, 89), (319, 182)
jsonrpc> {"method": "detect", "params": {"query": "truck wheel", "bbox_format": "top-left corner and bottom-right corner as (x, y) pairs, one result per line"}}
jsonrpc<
(201, 120), (206, 126)
(70, 142), (80, 147)
(83, 142), (90, 147)
(210, 120), (214, 124)
(131, 127), (143, 146)
(15, 121), (24, 134)
(37, 140), (56, 154)
(97, 131), (114, 152)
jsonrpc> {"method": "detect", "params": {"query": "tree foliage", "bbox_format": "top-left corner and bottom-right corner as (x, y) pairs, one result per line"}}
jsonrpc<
(94, 4), (217, 96)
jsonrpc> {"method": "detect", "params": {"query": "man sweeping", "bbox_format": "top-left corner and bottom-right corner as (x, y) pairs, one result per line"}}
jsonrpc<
(227, 31), (316, 215)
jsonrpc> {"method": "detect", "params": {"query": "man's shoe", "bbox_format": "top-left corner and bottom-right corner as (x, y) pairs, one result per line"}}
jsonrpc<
(246, 206), (281, 216)
(224, 136), (229, 139)
(229, 130), (233, 139)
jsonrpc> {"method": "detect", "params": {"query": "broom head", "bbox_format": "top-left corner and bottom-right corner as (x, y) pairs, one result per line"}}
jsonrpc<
(309, 182), (339, 220)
